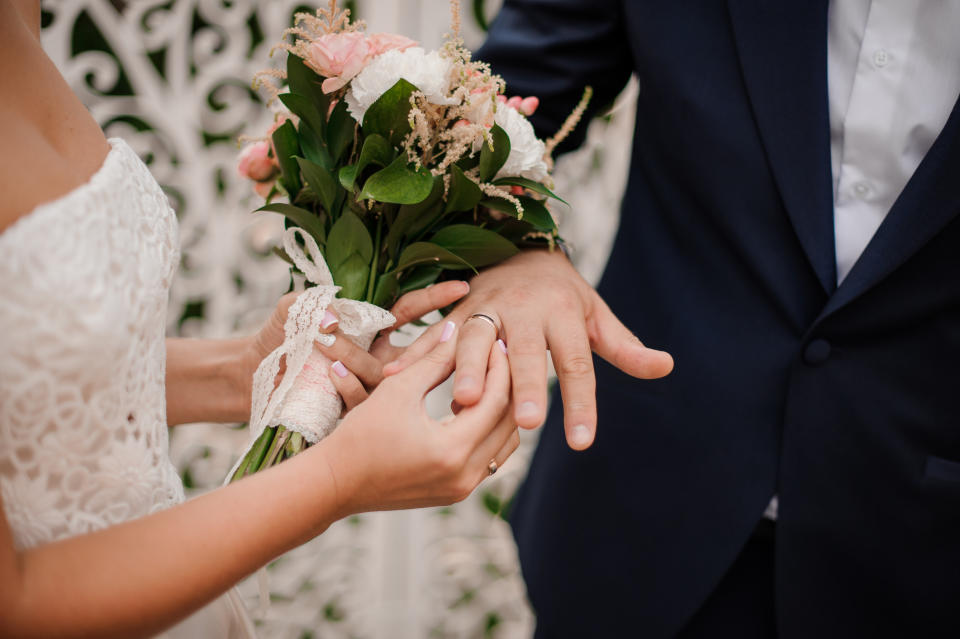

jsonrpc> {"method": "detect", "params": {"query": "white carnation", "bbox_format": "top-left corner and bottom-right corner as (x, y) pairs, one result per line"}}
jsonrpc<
(346, 48), (457, 123)
(492, 104), (549, 182)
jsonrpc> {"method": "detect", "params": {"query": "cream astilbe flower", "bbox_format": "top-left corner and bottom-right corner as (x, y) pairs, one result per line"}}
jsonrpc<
(346, 47), (459, 123)
(491, 104), (549, 182)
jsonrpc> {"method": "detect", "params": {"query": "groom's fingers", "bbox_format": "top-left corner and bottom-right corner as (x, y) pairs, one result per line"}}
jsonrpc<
(504, 320), (549, 430)
(548, 312), (597, 450)
(587, 293), (674, 380)
(452, 313), (499, 405)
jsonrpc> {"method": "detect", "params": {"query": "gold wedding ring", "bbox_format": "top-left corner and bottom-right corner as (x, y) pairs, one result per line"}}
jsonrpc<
(466, 312), (501, 338)
(488, 460), (499, 476)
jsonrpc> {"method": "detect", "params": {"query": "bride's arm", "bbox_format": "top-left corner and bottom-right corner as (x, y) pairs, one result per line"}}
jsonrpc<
(165, 281), (471, 425)
(1, 334), (518, 638)
(165, 337), (255, 425)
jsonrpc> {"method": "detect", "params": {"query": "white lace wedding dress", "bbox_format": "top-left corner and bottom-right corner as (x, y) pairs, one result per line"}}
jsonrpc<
(0, 138), (256, 638)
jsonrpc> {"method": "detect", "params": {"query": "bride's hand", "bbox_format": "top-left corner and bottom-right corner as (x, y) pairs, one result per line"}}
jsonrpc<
(245, 280), (471, 408)
(318, 321), (519, 514)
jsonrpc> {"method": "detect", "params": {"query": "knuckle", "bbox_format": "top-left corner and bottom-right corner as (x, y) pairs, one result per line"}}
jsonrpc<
(551, 287), (580, 311)
(450, 476), (476, 503)
(558, 354), (594, 379)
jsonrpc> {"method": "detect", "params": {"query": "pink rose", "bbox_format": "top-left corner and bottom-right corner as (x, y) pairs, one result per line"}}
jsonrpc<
(519, 96), (540, 116)
(366, 33), (418, 57)
(253, 179), (276, 199)
(237, 141), (277, 182)
(305, 32), (370, 94)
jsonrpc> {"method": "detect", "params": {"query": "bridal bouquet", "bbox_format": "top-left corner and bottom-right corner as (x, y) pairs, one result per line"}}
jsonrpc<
(229, 0), (590, 481)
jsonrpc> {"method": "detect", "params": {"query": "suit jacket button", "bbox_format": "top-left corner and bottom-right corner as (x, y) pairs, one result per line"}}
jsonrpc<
(803, 339), (831, 365)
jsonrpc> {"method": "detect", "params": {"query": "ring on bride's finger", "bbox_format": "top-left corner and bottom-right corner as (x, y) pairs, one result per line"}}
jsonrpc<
(466, 313), (501, 337)
(488, 459), (499, 476)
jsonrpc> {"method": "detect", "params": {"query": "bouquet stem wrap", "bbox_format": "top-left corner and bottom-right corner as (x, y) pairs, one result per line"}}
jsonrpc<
(225, 227), (395, 483)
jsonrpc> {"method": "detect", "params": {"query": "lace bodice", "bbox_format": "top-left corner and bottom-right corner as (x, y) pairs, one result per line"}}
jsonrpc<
(0, 138), (185, 551)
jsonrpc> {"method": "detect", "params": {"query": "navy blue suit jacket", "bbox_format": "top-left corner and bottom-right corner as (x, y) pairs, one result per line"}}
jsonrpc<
(478, 1), (960, 637)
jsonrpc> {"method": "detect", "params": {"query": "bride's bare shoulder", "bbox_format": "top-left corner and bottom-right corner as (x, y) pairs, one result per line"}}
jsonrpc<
(0, 120), (99, 234)
(0, 5), (110, 234)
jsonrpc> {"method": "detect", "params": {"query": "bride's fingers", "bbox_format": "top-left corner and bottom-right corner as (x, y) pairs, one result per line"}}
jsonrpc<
(382, 317), (449, 376)
(396, 321), (460, 396)
(316, 331), (383, 387)
(493, 429), (521, 468)
(388, 281), (470, 329)
(329, 360), (368, 411)
(318, 308), (339, 334)
(465, 411), (519, 488)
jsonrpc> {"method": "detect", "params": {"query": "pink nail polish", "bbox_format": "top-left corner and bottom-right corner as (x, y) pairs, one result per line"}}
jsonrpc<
(321, 310), (338, 329)
(440, 320), (456, 343)
(497, 339), (508, 354)
(331, 360), (349, 378)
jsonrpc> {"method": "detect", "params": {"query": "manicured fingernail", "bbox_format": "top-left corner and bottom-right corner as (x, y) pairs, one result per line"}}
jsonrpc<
(497, 339), (507, 354)
(440, 320), (456, 343)
(517, 401), (539, 420)
(331, 360), (349, 378)
(571, 424), (592, 448)
(321, 310), (338, 329)
(455, 375), (476, 392)
(461, 280), (471, 293)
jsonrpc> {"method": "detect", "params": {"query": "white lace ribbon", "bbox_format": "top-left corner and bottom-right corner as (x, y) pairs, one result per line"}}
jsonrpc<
(225, 227), (395, 482)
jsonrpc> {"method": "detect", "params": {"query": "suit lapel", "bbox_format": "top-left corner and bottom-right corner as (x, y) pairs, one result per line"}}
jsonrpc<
(727, 0), (836, 295)
(817, 95), (960, 321)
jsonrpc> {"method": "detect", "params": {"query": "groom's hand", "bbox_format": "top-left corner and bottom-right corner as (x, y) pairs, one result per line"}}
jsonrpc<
(383, 250), (674, 450)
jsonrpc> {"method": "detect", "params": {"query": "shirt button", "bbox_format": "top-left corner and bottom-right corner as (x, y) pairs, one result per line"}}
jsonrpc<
(803, 339), (832, 365)
(853, 181), (871, 198)
(873, 49), (891, 68)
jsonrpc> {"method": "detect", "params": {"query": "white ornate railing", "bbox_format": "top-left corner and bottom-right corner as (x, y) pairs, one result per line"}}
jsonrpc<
(40, 1), (634, 636)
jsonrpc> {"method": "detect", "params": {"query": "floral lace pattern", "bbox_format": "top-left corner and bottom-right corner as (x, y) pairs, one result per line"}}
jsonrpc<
(0, 138), (185, 551)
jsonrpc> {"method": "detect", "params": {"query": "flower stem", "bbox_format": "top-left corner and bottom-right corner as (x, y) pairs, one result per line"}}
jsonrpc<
(260, 426), (292, 470)
(365, 214), (383, 303)
(242, 425), (277, 478)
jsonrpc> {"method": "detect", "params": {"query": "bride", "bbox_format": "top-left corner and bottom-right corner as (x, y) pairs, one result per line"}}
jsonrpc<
(0, 2), (519, 637)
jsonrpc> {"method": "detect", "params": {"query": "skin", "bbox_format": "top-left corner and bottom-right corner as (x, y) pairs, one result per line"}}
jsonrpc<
(0, 3), (519, 635)
(385, 250), (675, 451)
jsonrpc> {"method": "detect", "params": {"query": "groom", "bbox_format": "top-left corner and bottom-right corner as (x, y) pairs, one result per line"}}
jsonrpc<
(431, 1), (960, 637)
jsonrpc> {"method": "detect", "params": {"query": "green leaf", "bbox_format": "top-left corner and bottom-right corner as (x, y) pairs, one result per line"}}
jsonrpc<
(256, 203), (325, 246)
(278, 94), (328, 151)
(481, 196), (557, 231)
(386, 177), (444, 259)
(327, 100), (356, 164)
(444, 165), (484, 213)
(360, 156), (435, 205)
(492, 176), (567, 205)
(478, 124), (511, 183)
(430, 224), (520, 268)
(362, 78), (417, 146)
(296, 157), (339, 216)
(299, 121), (332, 169)
(398, 266), (443, 294)
(325, 210), (373, 268)
(331, 252), (370, 301)
(395, 242), (475, 272)
(286, 54), (329, 130)
(371, 272), (400, 307)
(340, 134), (394, 191)
(271, 121), (302, 196)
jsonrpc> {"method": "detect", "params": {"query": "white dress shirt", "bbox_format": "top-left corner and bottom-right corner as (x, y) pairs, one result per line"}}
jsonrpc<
(765, 0), (960, 521)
